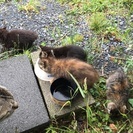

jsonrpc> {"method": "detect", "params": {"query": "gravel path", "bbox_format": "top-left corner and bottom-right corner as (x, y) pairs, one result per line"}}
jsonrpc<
(0, 0), (132, 75)
(0, 0), (89, 45)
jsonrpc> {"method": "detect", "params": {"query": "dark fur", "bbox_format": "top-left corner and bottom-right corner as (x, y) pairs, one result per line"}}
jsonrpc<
(106, 68), (129, 115)
(39, 51), (99, 89)
(0, 27), (38, 50)
(39, 45), (87, 61)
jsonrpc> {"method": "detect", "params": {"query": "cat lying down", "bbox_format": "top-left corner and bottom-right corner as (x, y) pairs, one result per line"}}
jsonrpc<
(39, 45), (87, 62)
(38, 49), (99, 89)
(106, 68), (129, 115)
(0, 85), (18, 121)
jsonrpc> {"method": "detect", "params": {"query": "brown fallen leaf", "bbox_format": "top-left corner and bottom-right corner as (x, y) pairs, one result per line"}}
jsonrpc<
(109, 123), (117, 133)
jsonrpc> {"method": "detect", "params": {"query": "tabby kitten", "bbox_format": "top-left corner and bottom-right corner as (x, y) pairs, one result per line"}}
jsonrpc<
(39, 51), (99, 89)
(106, 68), (129, 115)
(39, 45), (87, 61)
(0, 85), (18, 121)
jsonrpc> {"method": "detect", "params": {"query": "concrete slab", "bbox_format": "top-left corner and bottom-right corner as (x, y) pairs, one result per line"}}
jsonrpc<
(0, 55), (49, 133)
(31, 51), (95, 118)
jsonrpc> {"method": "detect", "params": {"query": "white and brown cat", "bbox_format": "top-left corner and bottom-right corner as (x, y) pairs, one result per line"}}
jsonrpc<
(38, 49), (99, 89)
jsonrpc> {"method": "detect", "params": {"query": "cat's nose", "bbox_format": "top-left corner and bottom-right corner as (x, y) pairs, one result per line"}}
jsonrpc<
(12, 101), (18, 109)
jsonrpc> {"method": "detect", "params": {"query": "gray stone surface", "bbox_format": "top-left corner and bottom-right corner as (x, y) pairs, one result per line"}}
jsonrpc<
(0, 55), (49, 133)
(31, 51), (95, 118)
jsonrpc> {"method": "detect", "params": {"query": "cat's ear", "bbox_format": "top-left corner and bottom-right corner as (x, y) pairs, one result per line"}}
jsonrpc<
(1, 26), (6, 30)
(41, 51), (48, 58)
(38, 45), (43, 51)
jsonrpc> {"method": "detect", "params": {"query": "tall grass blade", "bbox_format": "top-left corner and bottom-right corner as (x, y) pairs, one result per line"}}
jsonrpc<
(67, 71), (86, 98)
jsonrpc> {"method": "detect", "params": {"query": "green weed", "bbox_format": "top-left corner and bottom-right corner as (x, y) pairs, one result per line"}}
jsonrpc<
(45, 125), (76, 133)
(89, 12), (109, 34)
(0, 0), (5, 3)
(61, 34), (84, 45)
(0, 49), (21, 61)
(123, 0), (133, 14)
(58, 0), (124, 15)
(129, 99), (133, 107)
(68, 71), (87, 98)
(40, 42), (47, 47)
(18, 0), (46, 13)
(124, 57), (133, 83)
(0, 47), (34, 61)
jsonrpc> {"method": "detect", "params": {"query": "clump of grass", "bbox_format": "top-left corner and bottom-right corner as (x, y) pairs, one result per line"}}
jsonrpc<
(0, 0), (11, 3)
(18, 0), (46, 13)
(0, 46), (35, 61)
(89, 12), (109, 34)
(124, 57), (133, 83)
(123, 0), (133, 14)
(88, 12), (121, 39)
(73, 34), (84, 42)
(0, 0), (5, 3)
(59, 0), (118, 15)
(61, 33), (84, 45)
(124, 57), (133, 72)
(40, 42), (46, 47)
(0, 49), (21, 61)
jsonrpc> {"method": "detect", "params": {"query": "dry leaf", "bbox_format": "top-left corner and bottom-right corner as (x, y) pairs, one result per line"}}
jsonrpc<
(109, 123), (117, 133)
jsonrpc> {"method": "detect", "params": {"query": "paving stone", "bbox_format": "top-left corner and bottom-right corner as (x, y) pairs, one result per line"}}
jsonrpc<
(31, 51), (95, 118)
(0, 55), (49, 133)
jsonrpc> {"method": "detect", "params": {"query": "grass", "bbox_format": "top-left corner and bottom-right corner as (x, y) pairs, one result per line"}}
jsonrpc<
(45, 77), (133, 133)
(0, 0), (46, 13)
(61, 34), (84, 46)
(0, 0), (5, 3)
(89, 12), (110, 34)
(17, 0), (46, 13)
(0, 46), (35, 61)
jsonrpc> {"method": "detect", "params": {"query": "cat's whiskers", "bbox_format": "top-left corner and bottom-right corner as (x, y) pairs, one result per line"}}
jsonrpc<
(51, 50), (55, 57)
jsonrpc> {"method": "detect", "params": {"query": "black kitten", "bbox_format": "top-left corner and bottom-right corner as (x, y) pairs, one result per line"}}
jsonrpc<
(39, 45), (87, 62)
(0, 27), (38, 51)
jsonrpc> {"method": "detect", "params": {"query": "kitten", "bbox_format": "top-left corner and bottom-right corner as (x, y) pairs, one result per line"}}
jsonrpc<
(39, 45), (87, 61)
(39, 51), (99, 89)
(106, 68), (129, 115)
(0, 27), (38, 51)
(0, 85), (18, 121)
